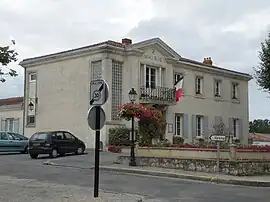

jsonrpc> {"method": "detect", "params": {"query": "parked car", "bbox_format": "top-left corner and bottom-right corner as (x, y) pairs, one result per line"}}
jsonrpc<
(28, 130), (86, 159)
(0, 131), (29, 154)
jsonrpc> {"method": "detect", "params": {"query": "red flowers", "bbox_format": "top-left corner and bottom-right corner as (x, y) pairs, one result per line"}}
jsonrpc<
(118, 102), (150, 121)
(236, 145), (270, 151)
(171, 144), (217, 149)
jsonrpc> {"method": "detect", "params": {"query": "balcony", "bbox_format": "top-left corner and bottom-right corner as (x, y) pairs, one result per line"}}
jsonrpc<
(139, 86), (175, 105)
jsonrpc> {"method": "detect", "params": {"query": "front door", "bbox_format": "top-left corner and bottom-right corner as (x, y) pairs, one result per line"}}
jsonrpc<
(54, 132), (67, 154)
(0, 132), (10, 152)
(63, 132), (77, 153)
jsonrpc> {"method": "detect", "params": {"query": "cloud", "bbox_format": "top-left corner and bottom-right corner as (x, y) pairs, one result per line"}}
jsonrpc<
(1, 0), (270, 120)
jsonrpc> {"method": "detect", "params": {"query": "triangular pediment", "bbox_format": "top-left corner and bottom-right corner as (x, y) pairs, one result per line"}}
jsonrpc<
(131, 38), (181, 60)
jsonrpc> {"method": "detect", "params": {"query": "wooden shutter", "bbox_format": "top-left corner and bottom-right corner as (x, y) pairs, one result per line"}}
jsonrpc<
(192, 115), (196, 139)
(14, 119), (20, 133)
(183, 114), (188, 138)
(203, 115), (209, 139)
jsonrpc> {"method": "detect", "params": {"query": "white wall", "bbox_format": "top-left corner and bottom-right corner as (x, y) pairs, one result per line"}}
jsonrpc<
(0, 105), (24, 134)
(22, 42), (250, 147)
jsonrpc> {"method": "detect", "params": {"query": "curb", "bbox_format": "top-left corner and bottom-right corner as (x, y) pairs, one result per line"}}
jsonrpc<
(42, 160), (270, 187)
(99, 166), (270, 187)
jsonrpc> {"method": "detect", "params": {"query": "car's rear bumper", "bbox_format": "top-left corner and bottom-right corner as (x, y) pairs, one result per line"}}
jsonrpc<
(28, 147), (53, 154)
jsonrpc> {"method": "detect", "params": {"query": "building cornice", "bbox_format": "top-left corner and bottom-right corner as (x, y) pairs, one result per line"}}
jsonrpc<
(19, 44), (143, 68)
(166, 57), (252, 81)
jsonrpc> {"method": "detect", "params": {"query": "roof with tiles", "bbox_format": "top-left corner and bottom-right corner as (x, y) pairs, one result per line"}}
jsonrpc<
(248, 133), (270, 142)
(0, 97), (23, 106)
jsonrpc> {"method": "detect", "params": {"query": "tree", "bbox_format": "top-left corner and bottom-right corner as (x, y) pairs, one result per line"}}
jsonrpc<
(249, 119), (270, 133)
(254, 32), (270, 93)
(0, 40), (18, 83)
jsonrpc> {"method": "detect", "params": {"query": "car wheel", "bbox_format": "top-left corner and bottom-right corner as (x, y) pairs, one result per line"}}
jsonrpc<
(50, 148), (58, 158)
(75, 146), (85, 155)
(30, 153), (38, 159)
(24, 146), (29, 154)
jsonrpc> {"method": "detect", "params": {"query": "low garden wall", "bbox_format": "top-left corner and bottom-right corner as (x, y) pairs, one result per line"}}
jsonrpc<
(117, 155), (270, 176)
(121, 146), (270, 160)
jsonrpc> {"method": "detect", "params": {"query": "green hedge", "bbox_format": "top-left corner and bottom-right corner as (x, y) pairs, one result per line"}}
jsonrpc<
(173, 136), (184, 144)
(108, 127), (139, 146)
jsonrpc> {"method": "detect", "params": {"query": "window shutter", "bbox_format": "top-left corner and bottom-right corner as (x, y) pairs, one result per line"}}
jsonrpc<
(140, 64), (144, 86)
(238, 119), (243, 141)
(192, 115), (196, 138)
(203, 116), (209, 138)
(183, 114), (188, 138)
(14, 119), (20, 133)
(1, 119), (6, 131)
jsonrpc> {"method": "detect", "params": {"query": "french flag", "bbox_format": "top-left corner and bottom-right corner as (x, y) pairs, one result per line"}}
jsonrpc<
(174, 76), (184, 103)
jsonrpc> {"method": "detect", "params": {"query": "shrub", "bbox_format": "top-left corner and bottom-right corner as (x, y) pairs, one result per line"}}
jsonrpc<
(138, 107), (167, 146)
(152, 139), (171, 147)
(108, 127), (139, 146)
(173, 136), (184, 144)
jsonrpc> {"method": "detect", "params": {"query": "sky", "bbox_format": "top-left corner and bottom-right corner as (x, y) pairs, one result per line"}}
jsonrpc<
(0, 0), (270, 121)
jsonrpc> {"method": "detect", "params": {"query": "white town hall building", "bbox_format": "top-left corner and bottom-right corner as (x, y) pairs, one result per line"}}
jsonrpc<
(19, 38), (252, 148)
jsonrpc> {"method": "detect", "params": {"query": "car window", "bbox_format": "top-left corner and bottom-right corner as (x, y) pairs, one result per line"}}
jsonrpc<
(0, 132), (9, 140)
(30, 133), (48, 140)
(8, 134), (15, 140)
(55, 132), (64, 140)
(11, 133), (28, 140)
(64, 132), (75, 140)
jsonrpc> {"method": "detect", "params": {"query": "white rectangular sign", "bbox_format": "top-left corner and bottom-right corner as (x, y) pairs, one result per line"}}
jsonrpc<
(209, 135), (226, 142)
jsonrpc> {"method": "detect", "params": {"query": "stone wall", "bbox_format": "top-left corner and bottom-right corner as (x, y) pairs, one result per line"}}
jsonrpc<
(117, 155), (270, 176)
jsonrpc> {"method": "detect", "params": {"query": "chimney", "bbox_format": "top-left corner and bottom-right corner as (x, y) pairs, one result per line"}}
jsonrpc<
(122, 38), (132, 45)
(203, 57), (213, 65)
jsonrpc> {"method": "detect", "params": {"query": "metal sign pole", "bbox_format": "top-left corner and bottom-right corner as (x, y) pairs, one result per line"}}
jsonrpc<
(88, 79), (109, 198)
(216, 141), (220, 174)
(94, 106), (101, 198)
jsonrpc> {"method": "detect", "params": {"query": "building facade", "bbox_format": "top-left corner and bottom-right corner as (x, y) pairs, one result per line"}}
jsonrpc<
(19, 38), (252, 148)
(0, 97), (24, 134)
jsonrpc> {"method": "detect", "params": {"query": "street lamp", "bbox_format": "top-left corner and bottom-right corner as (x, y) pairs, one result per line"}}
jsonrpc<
(128, 88), (137, 166)
(28, 101), (34, 111)
(128, 88), (137, 102)
(28, 97), (38, 111)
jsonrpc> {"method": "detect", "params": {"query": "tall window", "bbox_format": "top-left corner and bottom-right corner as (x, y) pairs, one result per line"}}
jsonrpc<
(232, 83), (239, 99)
(214, 80), (221, 97)
(233, 118), (239, 137)
(196, 115), (204, 137)
(146, 66), (156, 89)
(175, 114), (183, 136)
(195, 76), (203, 95)
(29, 73), (36, 82)
(91, 60), (102, 80)
(27, 116), (35, 126)
(111, 60), (123, 120)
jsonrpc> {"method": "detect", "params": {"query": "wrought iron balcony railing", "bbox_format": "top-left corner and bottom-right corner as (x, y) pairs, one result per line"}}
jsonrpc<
(139, 86), (175, 103)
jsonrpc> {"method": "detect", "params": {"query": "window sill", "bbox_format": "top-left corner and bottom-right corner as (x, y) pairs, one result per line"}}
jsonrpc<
(195, 94), (205, 99)
(232, 99), (240, 104)
(196, 136), (204, 139)
(26, 124), (35, 128)
(214, 96), (224, 102)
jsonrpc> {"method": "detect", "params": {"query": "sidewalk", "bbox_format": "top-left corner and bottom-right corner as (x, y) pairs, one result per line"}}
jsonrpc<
(98, 164), (270, 187)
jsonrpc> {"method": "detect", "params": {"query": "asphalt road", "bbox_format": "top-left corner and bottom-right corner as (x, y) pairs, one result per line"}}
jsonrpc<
(0, 151), (270, 201)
